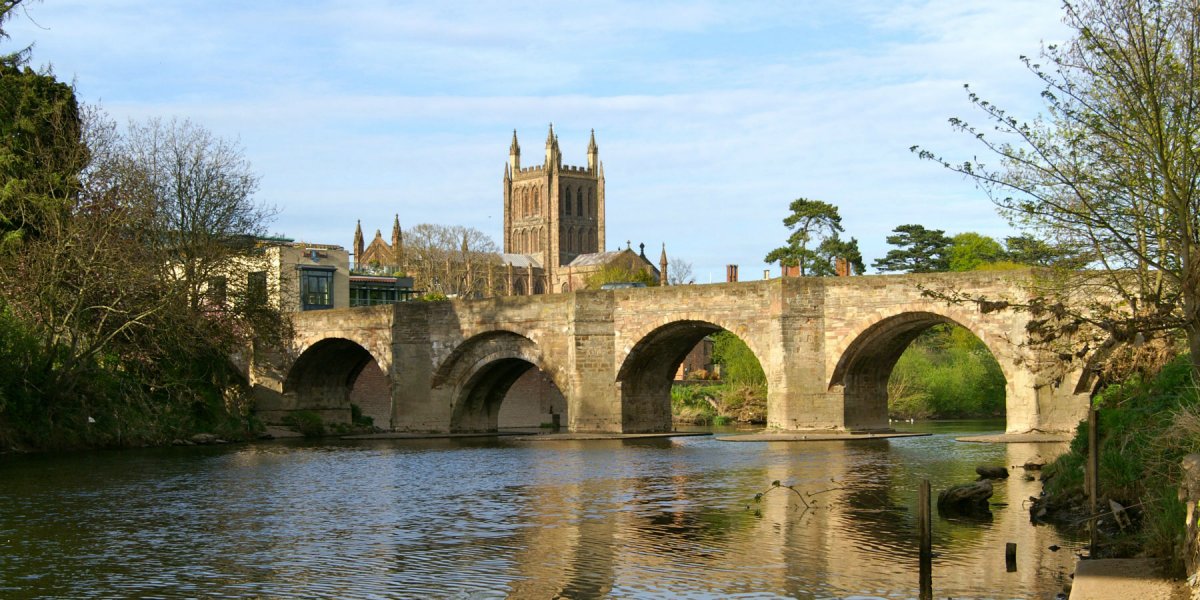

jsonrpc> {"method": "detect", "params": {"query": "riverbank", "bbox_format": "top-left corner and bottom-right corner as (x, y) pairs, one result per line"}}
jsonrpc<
(1034, 355), (1199, 573)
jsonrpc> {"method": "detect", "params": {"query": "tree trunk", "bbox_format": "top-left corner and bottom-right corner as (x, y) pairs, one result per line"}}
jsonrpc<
(1189, 328), (1200, 386)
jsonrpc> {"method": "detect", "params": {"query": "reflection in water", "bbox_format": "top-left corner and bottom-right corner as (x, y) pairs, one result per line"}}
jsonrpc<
(0, 421), (1082, 598)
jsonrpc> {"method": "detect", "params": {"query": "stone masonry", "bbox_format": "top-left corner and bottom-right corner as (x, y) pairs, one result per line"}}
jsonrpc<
(251, 270), (1094, 434)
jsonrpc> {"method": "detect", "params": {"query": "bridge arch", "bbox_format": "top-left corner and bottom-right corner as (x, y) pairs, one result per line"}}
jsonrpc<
(284, 337), (391, 424)
(829, 308), (1020, 430)
(432, 330), (567, 432)
(617, 318), (769, 432)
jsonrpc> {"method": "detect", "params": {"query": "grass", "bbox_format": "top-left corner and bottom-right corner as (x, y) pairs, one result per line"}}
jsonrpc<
(1040, 354), (1200, 574)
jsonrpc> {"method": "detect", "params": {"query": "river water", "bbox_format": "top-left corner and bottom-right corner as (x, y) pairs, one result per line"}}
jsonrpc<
(0, 421), (1081, 599)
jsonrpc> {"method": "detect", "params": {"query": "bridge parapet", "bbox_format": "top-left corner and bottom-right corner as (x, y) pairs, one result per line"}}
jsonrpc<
(254, 269), (1094, 435)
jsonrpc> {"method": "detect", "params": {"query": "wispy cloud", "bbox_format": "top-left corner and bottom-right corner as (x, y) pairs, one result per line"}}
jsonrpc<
(6, 0), (1071, 276)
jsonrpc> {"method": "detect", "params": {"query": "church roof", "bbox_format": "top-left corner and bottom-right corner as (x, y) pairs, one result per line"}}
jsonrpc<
(500, 253), (543, 268)
(567, 250), (642, 268)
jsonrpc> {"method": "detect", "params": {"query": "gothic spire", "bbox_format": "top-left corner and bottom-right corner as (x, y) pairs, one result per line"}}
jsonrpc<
(391, 214), (404, 265)
(510, 129), (520, 155)
(587, 128), (598, 170)
(659, 243), (669, 286)
(353, 220), (364, 267)
(546, 122), (555, 146)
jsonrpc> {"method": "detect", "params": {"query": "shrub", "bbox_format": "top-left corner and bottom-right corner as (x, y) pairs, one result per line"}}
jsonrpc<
(887, 324), (1005, 419)
(1041, 354), (1200, 572)
(350, 403), (373, 428)
(282, 410), (325, 438)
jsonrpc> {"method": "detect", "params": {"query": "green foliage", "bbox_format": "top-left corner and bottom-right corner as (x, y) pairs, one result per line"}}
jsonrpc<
(419, 292), (449, 302)
(585, 261), (657, 289)
(810, 234), (865, 276)
(1041, 355), (1200, 570)
(672, 384), (718, 424)
(1003, 234), (1089, 268)
(670, 381), (766, 425)
(711, 332), (765, 386)
(0, 2), (33, 68)
(872, 224), (952, 273)
(917, 0), (1200, 382)
(764, 198), (843, 276)
(282, 410), (325, 438)
(887, 324), (1006, 418)
(947, 232), (1005, 272)
(350, 403), (373, 428)
(0, 63), (85, 248)
(0, 7), (280, 451)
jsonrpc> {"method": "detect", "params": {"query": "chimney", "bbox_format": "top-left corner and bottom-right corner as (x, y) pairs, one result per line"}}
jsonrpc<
(726, 264), (739, 283)
(835, 257), (850, 277)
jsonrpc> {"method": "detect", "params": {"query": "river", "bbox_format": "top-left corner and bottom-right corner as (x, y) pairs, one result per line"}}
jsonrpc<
(0, 420), (1081, 598)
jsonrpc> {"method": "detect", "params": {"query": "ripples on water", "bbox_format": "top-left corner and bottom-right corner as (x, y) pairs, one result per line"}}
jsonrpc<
(0, 421), (1081, 599)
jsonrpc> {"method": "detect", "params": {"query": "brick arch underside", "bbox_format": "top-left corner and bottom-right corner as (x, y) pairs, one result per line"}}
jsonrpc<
(828, 311), (1012, 430)
(284, 337), (384, 413)
(617, 319), (760, 433)
(433, 330), (565, 432)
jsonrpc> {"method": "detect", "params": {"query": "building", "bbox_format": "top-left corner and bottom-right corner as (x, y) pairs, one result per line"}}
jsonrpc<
(233, 238), (351, 312)
(353, 126), (667, 296)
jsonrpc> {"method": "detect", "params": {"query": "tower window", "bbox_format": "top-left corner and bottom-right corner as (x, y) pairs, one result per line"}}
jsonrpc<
(577, 189), (583, 216)
(564, 186), (572, 215)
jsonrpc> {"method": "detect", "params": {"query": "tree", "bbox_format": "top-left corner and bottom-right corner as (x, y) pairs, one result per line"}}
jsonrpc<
(667, 257), (695, 285)
(871, 224), (952, 273)
(121, 118), (272, 312)
(0, 106), (288, 448)
(0, 4), (86, 249)
(916, 0), (1200, 381)
(0, 5), (285, 448)
(0, 1), (32, 68)
(400, 223), (501, 297)
(1004, 234), (1091, 268)
(947, 232), (1005, 272)
(811, 234), (864, 276)
(763, 198), (843, 276)
(711, 331), (766, 386)
(586, 261), (657, 289)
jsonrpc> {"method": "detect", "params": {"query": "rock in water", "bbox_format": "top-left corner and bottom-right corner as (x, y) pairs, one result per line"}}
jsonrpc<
(938, 480), (994, 513)
(976, 465), (1010, 480)
(190, 433), (220, 445)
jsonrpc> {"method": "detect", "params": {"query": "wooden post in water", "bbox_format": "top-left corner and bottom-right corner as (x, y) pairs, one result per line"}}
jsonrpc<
(918, 478), (932, 599)
(1088, 403), (1099, 558)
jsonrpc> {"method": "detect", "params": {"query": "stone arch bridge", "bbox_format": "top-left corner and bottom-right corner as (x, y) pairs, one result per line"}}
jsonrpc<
(251, 270), (1093, 435)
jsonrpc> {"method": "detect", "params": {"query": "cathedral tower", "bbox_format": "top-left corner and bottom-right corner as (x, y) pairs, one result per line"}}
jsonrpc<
(503, 125), (606, 283)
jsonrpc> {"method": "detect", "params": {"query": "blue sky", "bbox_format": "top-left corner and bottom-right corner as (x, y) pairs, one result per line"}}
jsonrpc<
(6, 1), (1069, 282)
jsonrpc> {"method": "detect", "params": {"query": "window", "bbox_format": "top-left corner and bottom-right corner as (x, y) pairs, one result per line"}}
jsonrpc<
(247, 271), (267, 306)
(576, 189), (583, 216)
(301, 268), (334, 310)
(207, 276), (227, 307)
(564, 186), (572, 215)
